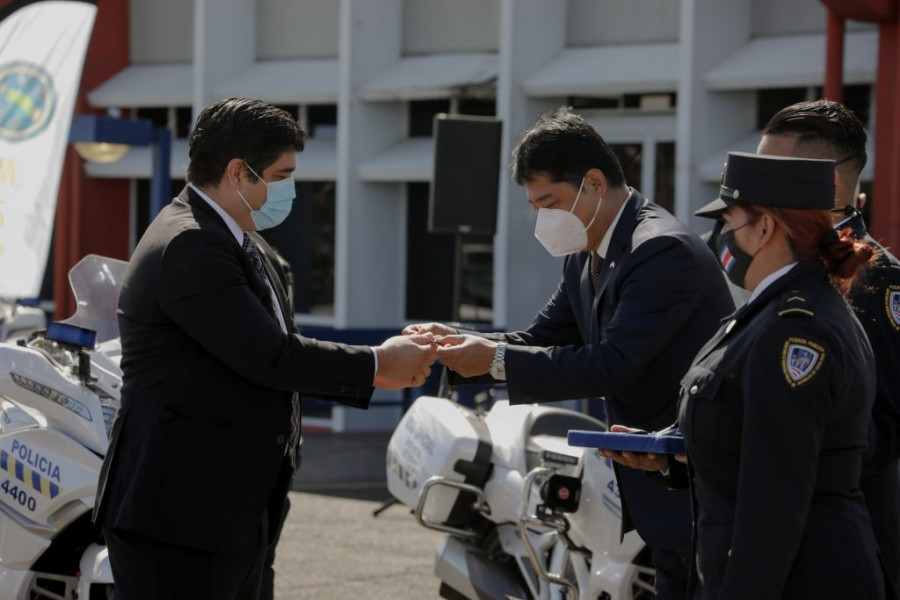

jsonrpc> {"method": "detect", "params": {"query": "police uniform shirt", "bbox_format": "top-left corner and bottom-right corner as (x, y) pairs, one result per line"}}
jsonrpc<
(677, 259), (885, 599)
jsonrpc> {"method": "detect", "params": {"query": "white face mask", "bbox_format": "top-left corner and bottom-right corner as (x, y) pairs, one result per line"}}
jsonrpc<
(534, 178), (602, 257)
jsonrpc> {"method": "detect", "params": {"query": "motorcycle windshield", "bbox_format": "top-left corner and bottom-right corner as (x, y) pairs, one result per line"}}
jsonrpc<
(60, 254), (129, 343)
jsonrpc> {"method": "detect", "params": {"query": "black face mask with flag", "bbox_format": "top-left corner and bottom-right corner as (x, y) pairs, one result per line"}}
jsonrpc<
(714, 219), (758, 289)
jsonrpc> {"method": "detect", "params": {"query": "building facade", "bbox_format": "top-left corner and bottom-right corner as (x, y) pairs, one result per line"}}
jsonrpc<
(64, 0), (879, 430)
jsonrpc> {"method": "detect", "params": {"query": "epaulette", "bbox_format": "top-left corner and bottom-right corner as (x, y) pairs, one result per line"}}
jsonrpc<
(777, 290), (815, 318)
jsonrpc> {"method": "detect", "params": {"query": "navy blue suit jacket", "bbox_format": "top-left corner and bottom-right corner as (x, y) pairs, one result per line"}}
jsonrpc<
(486, 190), (734, 548)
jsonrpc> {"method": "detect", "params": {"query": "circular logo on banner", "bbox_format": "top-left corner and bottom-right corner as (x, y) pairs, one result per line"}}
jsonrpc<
(0, 61), (57, 142)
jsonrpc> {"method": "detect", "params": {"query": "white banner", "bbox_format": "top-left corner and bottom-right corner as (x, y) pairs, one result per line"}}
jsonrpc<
(0, 0), (96, 297)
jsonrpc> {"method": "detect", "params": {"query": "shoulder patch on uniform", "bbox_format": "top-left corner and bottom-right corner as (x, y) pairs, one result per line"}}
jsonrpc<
(886, 284), (900, 332)
(781, 338), (825, 388)
(777, 291), (815, 318)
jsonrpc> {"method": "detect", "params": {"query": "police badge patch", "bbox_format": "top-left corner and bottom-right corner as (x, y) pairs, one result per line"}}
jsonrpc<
(886, 285), (900, 332)
(781, 338), (825, 388)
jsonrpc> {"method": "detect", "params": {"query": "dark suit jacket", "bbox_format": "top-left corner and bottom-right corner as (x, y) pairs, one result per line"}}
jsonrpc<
(480, 190), (735, 548)
(844, 213), (900, 477)
(94, 186), (375, 553)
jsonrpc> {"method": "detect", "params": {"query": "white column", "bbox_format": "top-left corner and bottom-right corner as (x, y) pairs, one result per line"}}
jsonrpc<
(334, 0), (406, 330)
(193, 0), (256, 121)
(675, 0), (754, 231)
(494, 0), (567, 331)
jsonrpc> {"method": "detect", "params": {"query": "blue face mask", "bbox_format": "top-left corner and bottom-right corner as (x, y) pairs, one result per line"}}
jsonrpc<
(237, 162), (296, 230)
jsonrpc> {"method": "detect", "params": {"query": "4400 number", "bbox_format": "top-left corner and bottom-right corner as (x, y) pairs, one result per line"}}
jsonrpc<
(1, 479), (36, 512)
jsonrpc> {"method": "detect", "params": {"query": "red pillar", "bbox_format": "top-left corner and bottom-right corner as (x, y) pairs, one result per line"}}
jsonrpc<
(54, 0), (130, 319)
(820, 0), (900, 251)
(824, 12), (845, 101)
(875, 20), (900, 250)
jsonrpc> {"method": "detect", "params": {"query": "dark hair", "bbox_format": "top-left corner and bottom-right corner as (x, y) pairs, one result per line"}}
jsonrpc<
(744, 204), (874, 294)
(510, 107), (626, 188)
(763, 100), (868, 174)
(187, 98), (307, 187)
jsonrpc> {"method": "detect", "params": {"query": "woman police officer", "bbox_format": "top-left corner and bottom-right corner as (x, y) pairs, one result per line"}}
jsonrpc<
(605, 152), (888, 599)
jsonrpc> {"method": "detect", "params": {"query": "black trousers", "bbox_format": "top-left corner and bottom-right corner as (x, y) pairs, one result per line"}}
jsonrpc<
(259, 494), (291, 600)
(862, 461), (900, 596)
(652, 545), (691, 600)
(104, 524), (268, 600)
(259, 451), (299, 600)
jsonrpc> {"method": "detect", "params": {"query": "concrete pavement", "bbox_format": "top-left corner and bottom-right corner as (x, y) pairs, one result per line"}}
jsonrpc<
(272, 431), (445, 599)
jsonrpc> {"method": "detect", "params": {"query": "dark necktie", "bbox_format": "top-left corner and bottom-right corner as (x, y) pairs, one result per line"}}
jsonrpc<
(242, 233), (268, 280)
(591, 251), (604, 291)
(242, 234), (301, 467)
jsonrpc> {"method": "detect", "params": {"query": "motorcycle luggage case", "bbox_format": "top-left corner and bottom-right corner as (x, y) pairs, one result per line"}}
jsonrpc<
(387, 396), (492, 526)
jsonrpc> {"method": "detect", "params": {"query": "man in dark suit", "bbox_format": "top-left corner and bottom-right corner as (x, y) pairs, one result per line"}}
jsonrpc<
(406, 107), (734, 599)
(93, 98), (435, 600)
(758, 99), (900, 593)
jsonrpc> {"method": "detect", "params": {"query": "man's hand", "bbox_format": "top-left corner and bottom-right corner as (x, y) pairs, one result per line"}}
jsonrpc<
(374, 334), (436, 389)
(434, 334), (495, 377)
(402, 322), (458, 337)
(598, 424), (671, 472)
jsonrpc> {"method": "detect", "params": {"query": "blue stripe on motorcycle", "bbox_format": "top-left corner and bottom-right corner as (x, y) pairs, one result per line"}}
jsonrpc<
(602, 494), (622, 518)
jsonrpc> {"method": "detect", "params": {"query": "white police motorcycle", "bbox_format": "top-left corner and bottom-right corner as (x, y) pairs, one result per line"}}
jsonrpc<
(386, 388), (654, 599)
(0, 297), (46, 343)
(0, 254), (126, 599)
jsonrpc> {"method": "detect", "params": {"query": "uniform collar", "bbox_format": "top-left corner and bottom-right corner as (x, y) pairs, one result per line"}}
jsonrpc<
(747, 262), (797, 304)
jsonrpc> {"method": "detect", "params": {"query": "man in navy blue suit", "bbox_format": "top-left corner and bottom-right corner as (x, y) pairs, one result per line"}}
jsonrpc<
(406, 107), (734, 599)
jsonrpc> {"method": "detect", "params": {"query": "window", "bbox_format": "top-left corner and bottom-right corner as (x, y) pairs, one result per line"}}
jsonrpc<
(408, 98), (496, 137)
(811, 84), (872, 127)
(175, 106), (193, 138)
(273, 104), (300, 122)
(842, 85), (871, 127)
(608, 142), (676, 213)
(409, 100), (450, 137)
(135, 106), (192, 138)
(405, 183), (493, 323)
(758, 85), (873, 131)
(260, 181), (335, 316)
(654, 142), (675, 213)
(135, 107), (168, 129)
(611, 143), (642, 190)
(306, 104), (337, 138)
(134, 178), (187, 245)
(756, 88), (807, 130)
(570, 93), (677, 112)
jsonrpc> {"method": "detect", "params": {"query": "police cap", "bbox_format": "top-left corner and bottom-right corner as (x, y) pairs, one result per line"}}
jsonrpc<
(695, 151), (835, 219)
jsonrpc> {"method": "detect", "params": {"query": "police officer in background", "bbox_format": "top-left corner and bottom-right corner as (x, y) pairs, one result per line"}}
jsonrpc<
(758, 100), (900, 592)
(606, 152), (888, 598)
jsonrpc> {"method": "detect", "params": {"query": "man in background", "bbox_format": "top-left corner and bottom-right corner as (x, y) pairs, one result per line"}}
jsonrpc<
(758, 99), (900, 592)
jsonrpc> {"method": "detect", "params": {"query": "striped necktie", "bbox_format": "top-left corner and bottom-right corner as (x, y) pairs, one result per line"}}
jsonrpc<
(242, 234), (301, 467)
(591, 251), (603, 291)
(242, 233), (268, 280)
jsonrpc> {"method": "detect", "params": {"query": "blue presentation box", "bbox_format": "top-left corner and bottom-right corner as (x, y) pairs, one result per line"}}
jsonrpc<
(567, 430), (686, 455)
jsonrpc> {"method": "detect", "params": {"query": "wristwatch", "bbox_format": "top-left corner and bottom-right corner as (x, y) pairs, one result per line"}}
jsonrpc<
(489, 342), (507, 381)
